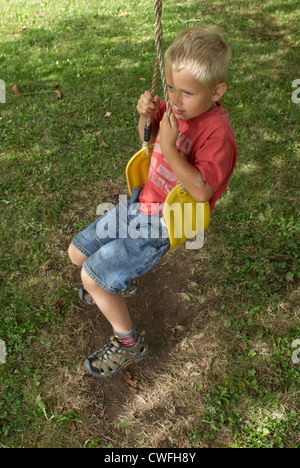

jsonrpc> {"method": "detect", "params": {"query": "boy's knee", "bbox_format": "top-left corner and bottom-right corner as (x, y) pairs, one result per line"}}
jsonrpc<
(68, 243), (87, 267)
(81, 267), (99, 291)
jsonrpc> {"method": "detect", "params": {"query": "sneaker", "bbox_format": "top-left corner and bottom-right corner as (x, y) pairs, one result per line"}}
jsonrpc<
(121, 279), (139, 298)
(78, 279), (139, 305)
(78, 285), (95, 305)
(83, 332), (148, 378)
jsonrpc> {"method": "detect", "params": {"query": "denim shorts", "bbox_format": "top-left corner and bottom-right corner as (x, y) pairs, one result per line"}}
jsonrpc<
(71, 188), (170, 294)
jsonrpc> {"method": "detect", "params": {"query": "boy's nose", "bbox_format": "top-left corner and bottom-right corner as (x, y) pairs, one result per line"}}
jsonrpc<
(173, 92), (183, 108)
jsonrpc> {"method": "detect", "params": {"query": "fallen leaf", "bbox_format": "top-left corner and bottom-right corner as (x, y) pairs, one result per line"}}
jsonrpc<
(99, 406), (108, 419)
(196, 362), (206, 369)
(104, 111), (112, 118)
(125, 371), (138, 392)
(12, 84), (21, 95)
(139, 77), (146, 81)
(101, 140), (109, 148)
(55, 90), (62, 100)
(117, 12), (128, 17)
(50, 298), (65, 315)
(50, 298), (66, 307)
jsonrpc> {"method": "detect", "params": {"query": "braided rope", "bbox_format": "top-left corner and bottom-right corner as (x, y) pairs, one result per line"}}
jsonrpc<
(144, 0), (171, 154)
(153, 0), (171, 118)
(143, 55), (159, 153)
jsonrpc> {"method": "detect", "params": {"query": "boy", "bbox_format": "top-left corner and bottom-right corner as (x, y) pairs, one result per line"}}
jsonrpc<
(68, 27), (237, 378)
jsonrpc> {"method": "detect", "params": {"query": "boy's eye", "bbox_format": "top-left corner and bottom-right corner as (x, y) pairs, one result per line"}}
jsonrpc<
(167, 86), (193, 96)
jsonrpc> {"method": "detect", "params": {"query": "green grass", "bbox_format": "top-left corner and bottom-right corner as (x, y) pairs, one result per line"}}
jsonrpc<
(0, 0), (299, 448)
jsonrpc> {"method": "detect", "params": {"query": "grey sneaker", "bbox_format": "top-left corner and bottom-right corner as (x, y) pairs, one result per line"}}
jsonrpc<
(121, 279), (139, 298)
(78, 285), (95, 305)
(83, 332), (148, 378)
(78, 279), (139, 305)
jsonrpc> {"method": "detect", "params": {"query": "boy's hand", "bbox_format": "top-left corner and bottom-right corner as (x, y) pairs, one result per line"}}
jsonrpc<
(159, 112), (179, 156)
(137, 90), (160, 119)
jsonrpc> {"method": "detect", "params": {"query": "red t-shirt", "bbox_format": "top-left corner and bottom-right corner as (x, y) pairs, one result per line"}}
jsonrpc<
(139, 100), (237, 214)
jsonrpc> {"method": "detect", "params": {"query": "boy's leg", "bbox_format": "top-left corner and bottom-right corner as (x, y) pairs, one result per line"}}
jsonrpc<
(81, 268), (132, 334)
(68, 193), (169, 377)
(68, 243), (88, 267)
(80, 229), (169, 378)
(80, 268), (148, 378)
(69, 242), (136, 338)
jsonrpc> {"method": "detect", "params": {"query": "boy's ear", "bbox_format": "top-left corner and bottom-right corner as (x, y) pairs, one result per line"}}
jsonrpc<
(212, 82), (227, 102)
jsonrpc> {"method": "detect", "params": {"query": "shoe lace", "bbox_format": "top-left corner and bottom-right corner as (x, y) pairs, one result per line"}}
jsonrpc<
(92, 336), (122, 362)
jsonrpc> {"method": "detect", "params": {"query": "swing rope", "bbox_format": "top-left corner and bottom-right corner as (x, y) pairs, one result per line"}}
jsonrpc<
(144, 0), (171, 155)
(143, 0), (186, 194)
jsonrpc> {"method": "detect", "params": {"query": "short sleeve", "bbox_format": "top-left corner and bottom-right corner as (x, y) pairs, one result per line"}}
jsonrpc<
(193, 131), (236, 191)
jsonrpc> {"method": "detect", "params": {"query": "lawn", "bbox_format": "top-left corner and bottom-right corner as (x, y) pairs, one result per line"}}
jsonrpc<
(0, 0), (299, 448)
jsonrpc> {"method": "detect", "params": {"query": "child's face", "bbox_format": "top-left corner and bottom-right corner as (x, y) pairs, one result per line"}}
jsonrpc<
(165, 65), (217, 121)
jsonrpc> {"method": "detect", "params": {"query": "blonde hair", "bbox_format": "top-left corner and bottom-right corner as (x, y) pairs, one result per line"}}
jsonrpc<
(165, 26), (231, 89)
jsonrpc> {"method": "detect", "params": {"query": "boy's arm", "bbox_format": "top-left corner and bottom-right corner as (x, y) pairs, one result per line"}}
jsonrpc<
(160, 113), (215, 203)
(161, 144), (215, 203)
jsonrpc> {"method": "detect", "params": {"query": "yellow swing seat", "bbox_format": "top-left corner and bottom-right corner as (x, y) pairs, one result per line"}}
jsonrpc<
(126, 145), (211, 250)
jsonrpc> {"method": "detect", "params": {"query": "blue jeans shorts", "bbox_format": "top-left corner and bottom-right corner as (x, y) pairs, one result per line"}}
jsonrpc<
(71, 188), (170, 294)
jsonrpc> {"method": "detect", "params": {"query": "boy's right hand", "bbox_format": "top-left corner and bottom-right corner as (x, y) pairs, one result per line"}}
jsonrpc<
(137, 90), (160, 119)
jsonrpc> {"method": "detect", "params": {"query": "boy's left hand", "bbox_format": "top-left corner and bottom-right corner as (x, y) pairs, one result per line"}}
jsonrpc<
(159, 112), (179, 157)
